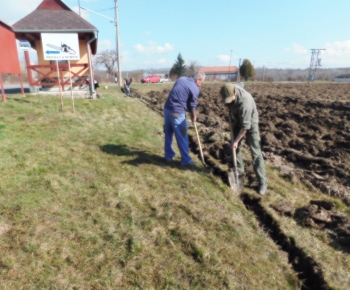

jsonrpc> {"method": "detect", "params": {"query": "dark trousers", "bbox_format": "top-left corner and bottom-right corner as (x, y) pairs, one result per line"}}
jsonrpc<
(234, 124), (266, 185)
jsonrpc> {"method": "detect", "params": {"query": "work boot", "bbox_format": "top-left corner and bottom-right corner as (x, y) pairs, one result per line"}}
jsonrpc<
(258, 183), (268, 195)
(183, 160), (196, 167)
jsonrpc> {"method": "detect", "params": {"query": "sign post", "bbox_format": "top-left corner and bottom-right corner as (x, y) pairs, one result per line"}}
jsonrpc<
(55, 61), (63, 111)
(68, 61), (75, 113)
(41, 33), (80, 113)
(0, 73), (6, 102)
(18, 40), (32, 96)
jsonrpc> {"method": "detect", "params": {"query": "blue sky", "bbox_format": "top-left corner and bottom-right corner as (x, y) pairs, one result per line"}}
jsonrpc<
(1, 0), (350, 72)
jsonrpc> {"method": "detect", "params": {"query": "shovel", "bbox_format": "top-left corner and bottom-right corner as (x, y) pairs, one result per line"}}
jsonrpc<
(194, 122), (206, 167)
(228, 114), (243, 192)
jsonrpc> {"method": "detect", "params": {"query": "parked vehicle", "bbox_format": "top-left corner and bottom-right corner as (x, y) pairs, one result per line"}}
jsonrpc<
(141, 74), (161, 83)
(160, 77), (169, 83)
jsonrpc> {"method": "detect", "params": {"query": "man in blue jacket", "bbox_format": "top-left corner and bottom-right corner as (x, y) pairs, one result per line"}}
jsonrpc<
(163, 71), (206, 166)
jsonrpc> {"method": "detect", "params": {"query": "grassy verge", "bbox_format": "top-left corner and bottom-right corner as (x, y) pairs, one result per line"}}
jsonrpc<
(1, 86), (300, 289)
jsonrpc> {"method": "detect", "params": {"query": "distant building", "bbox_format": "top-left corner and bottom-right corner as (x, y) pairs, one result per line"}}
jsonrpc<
(198, 66), (238, 82)
(334, 73), (350, 82)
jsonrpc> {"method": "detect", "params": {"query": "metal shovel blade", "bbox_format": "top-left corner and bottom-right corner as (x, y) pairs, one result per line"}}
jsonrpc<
(228, 170), (243, 193)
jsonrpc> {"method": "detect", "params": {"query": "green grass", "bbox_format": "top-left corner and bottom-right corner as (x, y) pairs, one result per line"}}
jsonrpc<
(0, 85), (323, 289)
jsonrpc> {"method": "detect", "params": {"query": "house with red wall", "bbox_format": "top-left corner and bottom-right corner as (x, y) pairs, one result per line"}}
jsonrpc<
(198, 66), (238, 82)
(0, 20), (24, 102)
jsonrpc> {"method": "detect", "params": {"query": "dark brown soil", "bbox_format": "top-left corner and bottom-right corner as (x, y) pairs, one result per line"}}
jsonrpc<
(133, 82), (350, 205)
(272, 199), (350, 251)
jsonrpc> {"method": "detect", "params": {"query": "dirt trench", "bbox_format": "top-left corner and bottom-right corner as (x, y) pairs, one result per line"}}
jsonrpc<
(241, 194), (331, 290)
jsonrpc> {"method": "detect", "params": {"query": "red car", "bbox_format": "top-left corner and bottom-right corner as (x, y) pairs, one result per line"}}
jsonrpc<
(141, 74), (161, 83)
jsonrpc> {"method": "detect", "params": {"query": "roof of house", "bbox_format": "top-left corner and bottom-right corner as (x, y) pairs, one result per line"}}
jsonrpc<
(12, 0), (97, 32)
(0, 20), (14, 31)
(198, 66), (238, 74)
(12, 0), (98, 54)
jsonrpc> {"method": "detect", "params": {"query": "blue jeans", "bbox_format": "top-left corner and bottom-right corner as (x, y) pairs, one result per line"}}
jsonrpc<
(164, 108), (192, 165)
(124, 84), (130, 96)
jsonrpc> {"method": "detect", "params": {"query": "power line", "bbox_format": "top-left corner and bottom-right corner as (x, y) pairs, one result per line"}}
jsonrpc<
(97, 7), (115, 12)
(79, 3), (122, 86)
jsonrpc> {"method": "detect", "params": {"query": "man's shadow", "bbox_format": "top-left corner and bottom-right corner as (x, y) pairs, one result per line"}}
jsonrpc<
(99, 144), (197, 170)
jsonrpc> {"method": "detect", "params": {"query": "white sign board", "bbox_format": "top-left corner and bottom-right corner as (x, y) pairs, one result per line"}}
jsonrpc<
(41, 33), (80, 61)
(19, 40), (31, 50)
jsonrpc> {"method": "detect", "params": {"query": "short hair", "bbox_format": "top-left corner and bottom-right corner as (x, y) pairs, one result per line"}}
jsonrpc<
(193, 71), (206, 82)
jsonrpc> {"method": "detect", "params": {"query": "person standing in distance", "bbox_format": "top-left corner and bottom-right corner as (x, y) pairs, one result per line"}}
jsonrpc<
(123, 76), (133, 97)
(220, 82), (267, 195)
(163, 71), (206, 166)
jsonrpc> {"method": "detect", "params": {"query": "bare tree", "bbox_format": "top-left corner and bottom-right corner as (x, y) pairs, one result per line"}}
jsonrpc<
(93, 50), (117, 76)
(185, 61), (200, 77)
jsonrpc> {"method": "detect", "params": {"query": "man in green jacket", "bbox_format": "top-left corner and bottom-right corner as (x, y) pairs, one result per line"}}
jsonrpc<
(220, 83), (267, 195)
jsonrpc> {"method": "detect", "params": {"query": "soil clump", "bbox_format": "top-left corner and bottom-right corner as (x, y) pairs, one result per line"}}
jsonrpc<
(272, 199), (350, 252)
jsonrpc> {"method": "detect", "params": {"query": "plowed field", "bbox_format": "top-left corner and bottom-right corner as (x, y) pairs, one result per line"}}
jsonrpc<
(134, 82), (350, 204)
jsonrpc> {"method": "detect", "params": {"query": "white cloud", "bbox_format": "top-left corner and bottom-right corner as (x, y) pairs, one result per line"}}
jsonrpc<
(281, 41), (350, 67)
(217, 54), (230, 63)
(0, 0), (42, 24)
(285, 43), (308, 54)
(156, 58), (168, 65)
(134, 41), (173, 55)
(324, 40), (350, 57)
(322, 40), (350, 67)
(134, 44), (146, 53)
(156, 43), (173, 53)
(0, 0), (92, 24)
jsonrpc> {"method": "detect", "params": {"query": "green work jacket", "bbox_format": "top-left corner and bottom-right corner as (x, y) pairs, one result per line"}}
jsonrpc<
(228, 84), (259, 132)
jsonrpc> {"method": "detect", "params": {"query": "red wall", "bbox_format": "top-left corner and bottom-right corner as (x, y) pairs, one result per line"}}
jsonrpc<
(0, 23), (21, 74)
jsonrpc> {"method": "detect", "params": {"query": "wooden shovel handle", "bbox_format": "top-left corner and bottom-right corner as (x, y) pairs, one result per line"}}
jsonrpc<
(194, 122), (206, 166)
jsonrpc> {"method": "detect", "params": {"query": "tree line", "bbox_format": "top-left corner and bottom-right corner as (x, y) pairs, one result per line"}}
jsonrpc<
(5, 50), (347, 85)
(92, 50), (350, 83)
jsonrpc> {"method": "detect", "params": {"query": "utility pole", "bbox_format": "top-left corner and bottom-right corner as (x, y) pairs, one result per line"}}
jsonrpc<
(308, 49), (325, 82)
(263, 65), (265, 82)
(79, 5), (121, 85)
(78, 0), (81, 15)
(237, 58), (241, 82)
(115, 0), (122, 86)
(228, 49), (232, 81)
